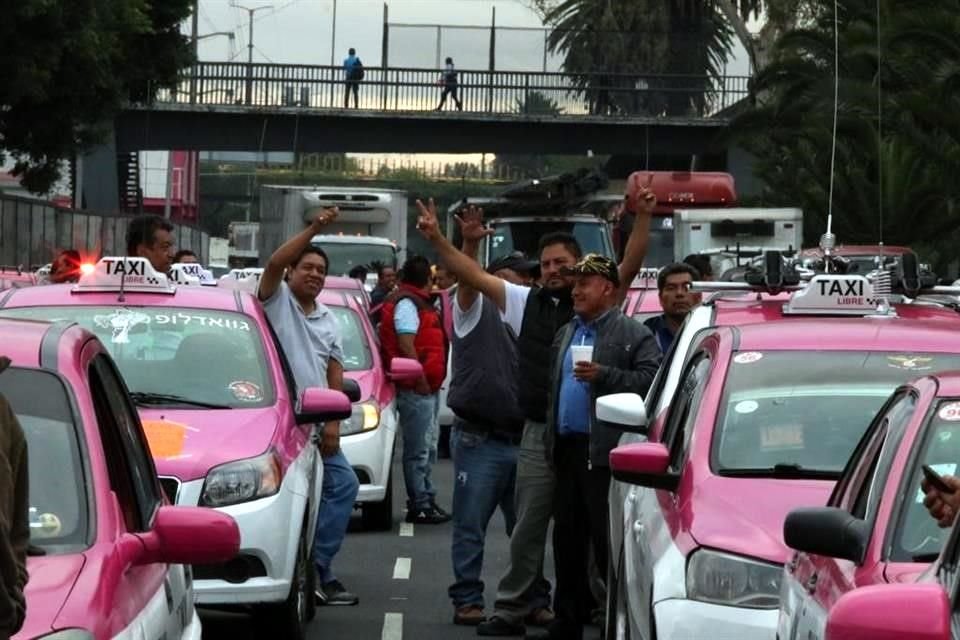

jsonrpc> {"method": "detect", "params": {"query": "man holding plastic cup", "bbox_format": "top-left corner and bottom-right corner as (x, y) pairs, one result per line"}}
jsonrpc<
(538, 254), (661, 640)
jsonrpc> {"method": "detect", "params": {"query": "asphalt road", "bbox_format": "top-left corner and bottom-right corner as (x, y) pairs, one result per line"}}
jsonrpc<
(201, 457), (550, 640)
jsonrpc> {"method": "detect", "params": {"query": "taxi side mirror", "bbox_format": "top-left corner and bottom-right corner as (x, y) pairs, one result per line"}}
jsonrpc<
(136, 506), (240, 566)
(389, 357), (424, 383)
(609, 442), (679, 491)
(296, 388), (352, 425)
(783, 507), (869, 563)
(342, 378), (361, 403)
(597, 393), (648, 434)
(825, 584), (950, 640)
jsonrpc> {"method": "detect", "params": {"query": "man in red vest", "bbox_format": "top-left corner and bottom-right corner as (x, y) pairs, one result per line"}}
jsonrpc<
(379, 255), (450, 524)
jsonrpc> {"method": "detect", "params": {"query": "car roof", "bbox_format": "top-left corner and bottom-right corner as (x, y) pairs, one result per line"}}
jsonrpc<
(318, 289), (364, 312)
(927, 372), (960, 397)
(800, 245), (913, 257)
(325, 276), (364, 290)
(312, 235), (395, 246)
(0, 318), (56, 367)
(728, 310), (960, 352)
(0, 282), (248, 312)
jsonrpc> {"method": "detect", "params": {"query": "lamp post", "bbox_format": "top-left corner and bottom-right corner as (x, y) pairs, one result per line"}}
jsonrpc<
(329, 0), (337, 66)
(235, 3), (274, 105)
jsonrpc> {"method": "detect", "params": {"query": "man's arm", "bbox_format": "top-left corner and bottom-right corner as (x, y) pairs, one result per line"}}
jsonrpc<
(258, 207), (338, 302)
(416, 199), (508, 312)
(617, 189), (657, 301)
(593, 328), (661, 397)
(453, 205), (492, 312)
(320, 359), (344, 457)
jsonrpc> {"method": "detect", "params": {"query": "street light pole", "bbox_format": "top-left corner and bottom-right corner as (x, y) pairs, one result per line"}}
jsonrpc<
(330, 0), (337, 66)
(236, 3), (273, 105)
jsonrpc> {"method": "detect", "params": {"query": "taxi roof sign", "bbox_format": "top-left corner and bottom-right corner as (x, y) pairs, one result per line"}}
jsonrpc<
(783, 274), (883, 316)
(168, 264), (202, 287)
(170, 262), (215, 286)
(218, 267), (263, 294)
(74, 257), (175, 294)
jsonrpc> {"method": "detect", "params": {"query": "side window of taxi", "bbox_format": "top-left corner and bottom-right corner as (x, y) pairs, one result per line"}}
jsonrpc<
(662, 354), (711, 470)
(837, 392), (915, 520)
(89, 354), (162, 532)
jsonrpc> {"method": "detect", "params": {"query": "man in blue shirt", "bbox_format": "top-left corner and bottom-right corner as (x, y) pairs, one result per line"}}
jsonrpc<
(539, 254), (660, 640)
(343, 47), (362, 108)
(643, 262), (700, 355)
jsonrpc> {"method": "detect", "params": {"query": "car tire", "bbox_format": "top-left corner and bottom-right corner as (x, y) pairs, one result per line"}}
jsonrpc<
(361, 469), (394, 531)
(257, 530), (311, 640)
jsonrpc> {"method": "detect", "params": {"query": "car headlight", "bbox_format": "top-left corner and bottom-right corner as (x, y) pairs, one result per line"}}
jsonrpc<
(37, 631), (94, 640)
(340, 402), (380, 436)
(201, 450), (282, 507)
(686, 549), (781, 609)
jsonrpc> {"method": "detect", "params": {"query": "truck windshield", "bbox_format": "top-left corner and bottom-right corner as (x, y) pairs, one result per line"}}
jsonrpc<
(488, 220), (613, 265)
(313, 242), (398, 275)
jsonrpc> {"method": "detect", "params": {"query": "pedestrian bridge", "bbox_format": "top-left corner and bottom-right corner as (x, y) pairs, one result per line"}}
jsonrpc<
(117, 62), (750, 155)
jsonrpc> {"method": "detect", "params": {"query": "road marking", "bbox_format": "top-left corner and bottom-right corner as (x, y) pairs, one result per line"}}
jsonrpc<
(399, 522), (414, 537)
(382, 612), (403, 640)
(393, 556), (411, 580)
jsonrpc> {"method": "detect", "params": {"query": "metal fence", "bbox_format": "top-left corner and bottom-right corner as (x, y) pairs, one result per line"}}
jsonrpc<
(163, 62), (750, 119)
(0, 194), (210, 269)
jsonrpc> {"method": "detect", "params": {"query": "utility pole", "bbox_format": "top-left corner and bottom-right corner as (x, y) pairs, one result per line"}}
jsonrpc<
(236, 3), (273, 105)
(190, 0), (199, 103)
(330, 0), (337, 65)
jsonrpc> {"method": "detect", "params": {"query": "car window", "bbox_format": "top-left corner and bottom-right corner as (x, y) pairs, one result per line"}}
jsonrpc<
(0, 306), (275, 408)
(889, 398), (960, 562)
(89, 355), (162, 531)
(851, 394), (914, 521)
(713, 352), (960, 476)
(0, 368), (89, 553)
(662, 354), (711, 470)
(328, 306), (373, 371)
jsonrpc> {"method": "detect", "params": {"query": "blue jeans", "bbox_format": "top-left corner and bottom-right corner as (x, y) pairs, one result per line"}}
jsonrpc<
(313, 449), (359, 585)
(448, 424), (519, 608)
(397, 390), (437, 509)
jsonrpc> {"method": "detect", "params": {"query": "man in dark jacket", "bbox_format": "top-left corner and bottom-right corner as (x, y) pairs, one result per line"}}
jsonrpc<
(540, 254), (661, 640)
(0, 357), (29, 639)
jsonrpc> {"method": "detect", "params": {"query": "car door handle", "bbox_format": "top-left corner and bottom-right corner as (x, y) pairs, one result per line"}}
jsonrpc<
(633, 521), (645, 536)
(805, 573), (818, 594)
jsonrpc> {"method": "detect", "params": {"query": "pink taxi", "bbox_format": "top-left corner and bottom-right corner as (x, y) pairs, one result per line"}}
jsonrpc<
(0, 317), (240, 640)
(622, 269), (662, 324)
(0, 257), (354, 640)
(316, 287), (424, 530)
(597, 271), (960, 640)
(778, 370), (960, 640)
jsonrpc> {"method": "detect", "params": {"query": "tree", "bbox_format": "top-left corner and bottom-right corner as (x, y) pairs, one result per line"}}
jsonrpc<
(0, 0), (194, 193)
(730, 0), (960, 268)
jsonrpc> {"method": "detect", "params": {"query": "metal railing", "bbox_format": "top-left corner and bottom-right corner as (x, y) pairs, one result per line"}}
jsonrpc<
(156, 62), (750, 119)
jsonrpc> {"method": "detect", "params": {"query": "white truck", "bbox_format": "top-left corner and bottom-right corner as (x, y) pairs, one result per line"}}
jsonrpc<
(673, 207), (804, 276)
(259, 185), (407, 281)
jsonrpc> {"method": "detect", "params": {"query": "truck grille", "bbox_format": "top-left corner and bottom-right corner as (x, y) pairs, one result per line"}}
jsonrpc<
(159, 477), (181, 504)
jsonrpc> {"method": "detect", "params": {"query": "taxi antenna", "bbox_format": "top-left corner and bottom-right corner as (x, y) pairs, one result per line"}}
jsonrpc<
(118, 270), (126, 303)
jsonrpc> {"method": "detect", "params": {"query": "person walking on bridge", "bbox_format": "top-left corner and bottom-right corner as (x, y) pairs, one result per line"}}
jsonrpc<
(436, 57), (463, 111)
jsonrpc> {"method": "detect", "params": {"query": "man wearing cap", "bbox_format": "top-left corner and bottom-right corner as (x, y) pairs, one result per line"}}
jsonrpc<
(445, 208), (540, 626)
(414, 185), (655, 637)
(540, 254), (660, 640)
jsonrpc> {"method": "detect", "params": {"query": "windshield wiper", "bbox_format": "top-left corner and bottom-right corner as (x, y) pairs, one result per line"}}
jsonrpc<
(129, 392), (231, 410)
(719, 463), (841, 480)
(27, 544), (47, 556)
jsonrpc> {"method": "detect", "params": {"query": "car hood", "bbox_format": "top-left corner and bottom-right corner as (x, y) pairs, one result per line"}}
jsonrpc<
(687, 475), (834, 565)
(14, 555), (85, 639)
(139, 407), (281, 482)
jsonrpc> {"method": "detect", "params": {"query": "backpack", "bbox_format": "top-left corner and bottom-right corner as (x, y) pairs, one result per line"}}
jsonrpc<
(350, 59), (365, 81)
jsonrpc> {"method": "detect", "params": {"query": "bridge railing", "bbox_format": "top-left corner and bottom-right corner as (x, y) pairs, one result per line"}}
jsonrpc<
(158, 62), (749, 118)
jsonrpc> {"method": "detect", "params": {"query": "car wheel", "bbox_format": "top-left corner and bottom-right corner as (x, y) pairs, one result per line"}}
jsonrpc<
(257, 530), (311, 639)
(361, 469), (394, 531)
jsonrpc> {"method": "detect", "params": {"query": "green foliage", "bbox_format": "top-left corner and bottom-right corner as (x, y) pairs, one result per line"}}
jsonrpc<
(730, 0), (960, 270)
(0, 0), (194, 193)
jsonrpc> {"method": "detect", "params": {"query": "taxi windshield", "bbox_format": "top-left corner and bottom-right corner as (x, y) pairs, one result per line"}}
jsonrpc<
(714, 352), (960, 476)
(890, 399), (960, 562)
(327, 305), (373, 371)
(1, 368), (89, 554)
(0, 306), (275, 409)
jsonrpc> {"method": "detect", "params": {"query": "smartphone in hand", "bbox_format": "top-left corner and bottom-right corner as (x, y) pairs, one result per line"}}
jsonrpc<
(922, 464), (956, 494)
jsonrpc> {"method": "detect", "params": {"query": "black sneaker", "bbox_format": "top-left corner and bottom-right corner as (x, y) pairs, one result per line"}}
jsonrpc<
(406, 504), (451, 524)
(477, 615), (525, 636)
(315, 579), (359, 606)
(430, 500), (451, 518)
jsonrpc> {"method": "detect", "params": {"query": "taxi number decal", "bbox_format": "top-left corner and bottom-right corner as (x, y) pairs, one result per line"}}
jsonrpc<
(142, 420), (188, 459)
(733, 352), (763, 364)
(939, 403), (960, 422)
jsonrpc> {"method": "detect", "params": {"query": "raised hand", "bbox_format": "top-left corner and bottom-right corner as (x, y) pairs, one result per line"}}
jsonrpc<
(310, 206), (339, 229)
(415, 198), (441, 240)
(454, 205), (493, 243)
